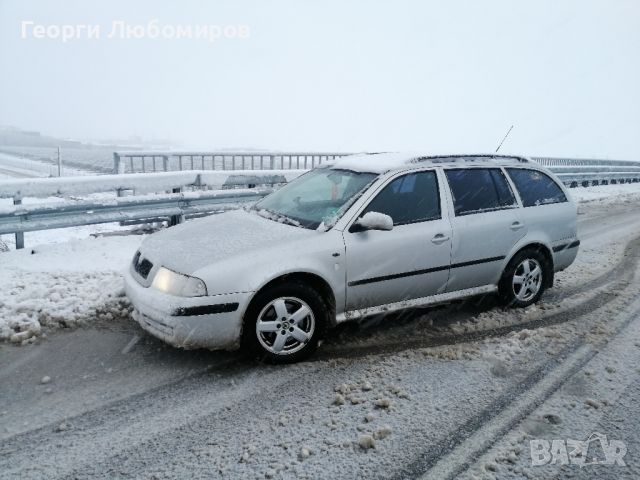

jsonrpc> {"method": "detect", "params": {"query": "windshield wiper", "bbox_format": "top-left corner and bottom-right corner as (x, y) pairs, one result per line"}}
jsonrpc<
(256, 208), (303, 228)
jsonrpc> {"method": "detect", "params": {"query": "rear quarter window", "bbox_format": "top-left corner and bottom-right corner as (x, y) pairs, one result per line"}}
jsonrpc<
(506, 168), (567, 207)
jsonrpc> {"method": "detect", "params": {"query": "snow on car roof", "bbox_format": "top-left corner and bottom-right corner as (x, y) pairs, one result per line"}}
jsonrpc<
(328, 152), (530, 173)
(328, 152), (417, 173)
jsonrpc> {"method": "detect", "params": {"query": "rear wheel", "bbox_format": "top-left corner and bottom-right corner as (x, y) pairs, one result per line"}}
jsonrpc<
(499, 249), (549, 308)
(242, 282), (328, 364)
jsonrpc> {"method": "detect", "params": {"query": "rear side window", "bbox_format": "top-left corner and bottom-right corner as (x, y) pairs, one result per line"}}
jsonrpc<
(445, 168), (516, 216)
(362, 171), (440, 225)
(506, 168), (567, 207)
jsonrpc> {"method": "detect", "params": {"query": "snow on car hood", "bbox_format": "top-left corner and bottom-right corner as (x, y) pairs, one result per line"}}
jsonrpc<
(138, 209), (315, 275)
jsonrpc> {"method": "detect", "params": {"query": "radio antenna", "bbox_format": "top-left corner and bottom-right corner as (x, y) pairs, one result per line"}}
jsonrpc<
(495, 125), (514, 153)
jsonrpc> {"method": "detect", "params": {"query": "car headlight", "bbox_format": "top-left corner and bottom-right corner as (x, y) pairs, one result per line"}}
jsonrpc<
(151, 267), (208, 297)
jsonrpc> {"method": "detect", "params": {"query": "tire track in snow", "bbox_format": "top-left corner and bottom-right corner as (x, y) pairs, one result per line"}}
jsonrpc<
(393, 252), (640, 479)
(412, 301), (640, 480)
(0, 359), (325, 478)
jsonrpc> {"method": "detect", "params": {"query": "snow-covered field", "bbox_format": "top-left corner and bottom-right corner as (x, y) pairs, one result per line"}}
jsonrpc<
(0, 151), (92, 178)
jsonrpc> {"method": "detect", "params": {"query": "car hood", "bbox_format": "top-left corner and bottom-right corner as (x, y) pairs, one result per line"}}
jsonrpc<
(138, 209), (317, 275)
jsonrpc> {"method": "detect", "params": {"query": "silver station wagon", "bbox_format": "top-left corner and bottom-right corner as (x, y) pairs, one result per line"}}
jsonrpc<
(125, 153), (579, 363)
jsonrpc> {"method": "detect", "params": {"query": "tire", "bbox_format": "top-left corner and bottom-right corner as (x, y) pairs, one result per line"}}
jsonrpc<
(241, 282), (328, 364)
(498, 249), (550, 308)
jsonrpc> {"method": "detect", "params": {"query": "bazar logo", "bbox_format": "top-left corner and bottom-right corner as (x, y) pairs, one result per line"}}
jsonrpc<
(530, 432), (627, 467)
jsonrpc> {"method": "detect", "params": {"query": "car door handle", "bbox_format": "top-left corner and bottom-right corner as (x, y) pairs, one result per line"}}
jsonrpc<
(510, 221), (525, 231)
(431, 233), (450, 244)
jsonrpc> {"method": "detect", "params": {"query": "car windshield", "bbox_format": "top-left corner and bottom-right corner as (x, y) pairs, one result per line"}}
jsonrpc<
(253, 168), (378, 229)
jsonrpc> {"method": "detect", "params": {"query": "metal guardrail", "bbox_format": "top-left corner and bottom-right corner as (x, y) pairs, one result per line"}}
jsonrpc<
(0, 189), (270, 236)
(0, 169), (304, 199)
(553, 171), (640, 187)
(533, 157), (640, 187)
(0, 169), (305, 249)
(2, 154), (640, 250)
(533, 157), (640, 167)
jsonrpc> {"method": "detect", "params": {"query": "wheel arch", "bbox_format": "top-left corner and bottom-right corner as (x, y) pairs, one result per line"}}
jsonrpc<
(505, 242), (555, 288)
(244, 271), (337, 326)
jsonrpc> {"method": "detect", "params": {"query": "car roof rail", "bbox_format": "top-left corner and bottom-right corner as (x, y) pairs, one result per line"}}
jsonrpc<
(410, 154), (530, 165)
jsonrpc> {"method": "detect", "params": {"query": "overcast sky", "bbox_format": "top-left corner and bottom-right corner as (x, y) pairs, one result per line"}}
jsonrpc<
(0, 0), (638, 159)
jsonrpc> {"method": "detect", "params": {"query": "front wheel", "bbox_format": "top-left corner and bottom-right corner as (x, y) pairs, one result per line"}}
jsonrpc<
(499, 249), (549, 308)
(242, 282), (328, 364)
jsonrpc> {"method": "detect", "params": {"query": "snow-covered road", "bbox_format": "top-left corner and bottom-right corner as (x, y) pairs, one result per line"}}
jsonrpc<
(1, 190), (640, 479)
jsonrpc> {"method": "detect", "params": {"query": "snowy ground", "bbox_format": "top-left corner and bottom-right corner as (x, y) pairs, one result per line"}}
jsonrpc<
(569, 182), (640, 204)
(0, 186), (639, 478)
(0, 236), (140, 344)
(0, 151), (91, 179)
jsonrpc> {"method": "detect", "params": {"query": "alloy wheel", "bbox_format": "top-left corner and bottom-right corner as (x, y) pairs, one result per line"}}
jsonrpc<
(256, 296), (315, 355)
(512, 258), (543, 302)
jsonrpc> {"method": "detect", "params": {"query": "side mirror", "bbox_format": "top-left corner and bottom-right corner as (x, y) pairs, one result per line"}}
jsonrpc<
(351, 211), (394, 232)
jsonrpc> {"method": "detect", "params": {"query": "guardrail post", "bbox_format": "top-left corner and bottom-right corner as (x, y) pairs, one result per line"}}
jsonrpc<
(57, 146), (63, 177)
(195, 173), (203, 187)
(13, 195), (24, 250)
(169, 187), (183, 226)
(163, 155), (170, 172)
(113, 152), (124, 174)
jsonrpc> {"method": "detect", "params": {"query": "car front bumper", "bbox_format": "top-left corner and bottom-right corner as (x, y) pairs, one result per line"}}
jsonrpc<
(124, 270), (253, 350)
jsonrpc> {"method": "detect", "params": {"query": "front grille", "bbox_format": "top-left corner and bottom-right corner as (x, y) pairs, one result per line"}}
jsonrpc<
(132, 251), (154, 279)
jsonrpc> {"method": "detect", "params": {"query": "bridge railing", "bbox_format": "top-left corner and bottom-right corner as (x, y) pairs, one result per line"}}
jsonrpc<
(112, 151), (640, 187)
(113, 151), (351, 174)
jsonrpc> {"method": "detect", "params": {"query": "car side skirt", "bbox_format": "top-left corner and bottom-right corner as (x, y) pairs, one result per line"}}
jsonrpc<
(336, 284), (498, 322)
